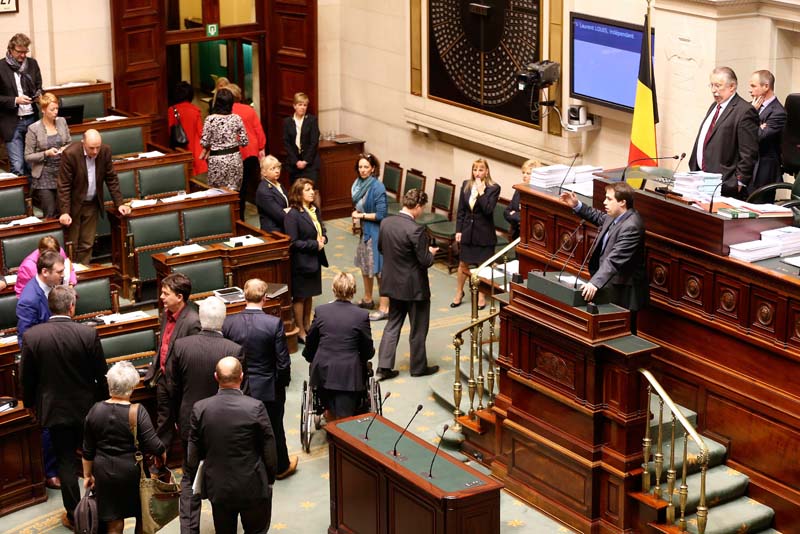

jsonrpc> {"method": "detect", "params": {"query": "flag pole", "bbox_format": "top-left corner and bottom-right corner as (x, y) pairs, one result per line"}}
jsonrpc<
(646, 0), (653, 87)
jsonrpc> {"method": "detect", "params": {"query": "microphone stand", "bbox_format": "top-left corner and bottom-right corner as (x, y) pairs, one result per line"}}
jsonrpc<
(426, 424), (449, 478)
(708, 181), (724, 213)
(391, 404), (423, 458)
(556, 153), (580, 196)
(542, 221), (584, 275)
(621, 154), (681, 183)
(557, 235), (584, 282)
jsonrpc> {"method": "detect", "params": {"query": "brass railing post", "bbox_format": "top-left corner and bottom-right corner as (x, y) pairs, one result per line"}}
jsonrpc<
(486, 304), (496, 408)
(666, 415), (677, 523)
(476, 319), (485, 413)
(697, 462), (708, 534)
(467, 322), (477, 418)
(654, 398), (664, 500)
(451, 335), (464, 433)
(642, 385), (652, 493)
(679, 433), (689, 531)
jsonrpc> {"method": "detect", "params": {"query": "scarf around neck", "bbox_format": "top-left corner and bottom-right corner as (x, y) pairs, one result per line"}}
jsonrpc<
(351, 175), (377, 205)
(5, 52), (36, 98)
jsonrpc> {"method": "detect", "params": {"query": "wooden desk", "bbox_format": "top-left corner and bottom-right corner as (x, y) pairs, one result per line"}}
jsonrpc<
(317, 137), (365, 219)
(326, 414), (502, 534)
(0, 404), (45, 517)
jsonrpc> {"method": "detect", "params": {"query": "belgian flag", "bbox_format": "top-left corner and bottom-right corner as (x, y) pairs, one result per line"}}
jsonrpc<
(627, 14), (659, 189)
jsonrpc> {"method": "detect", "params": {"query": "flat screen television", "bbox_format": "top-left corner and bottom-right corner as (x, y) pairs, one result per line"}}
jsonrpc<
(570, 13), (655, 113)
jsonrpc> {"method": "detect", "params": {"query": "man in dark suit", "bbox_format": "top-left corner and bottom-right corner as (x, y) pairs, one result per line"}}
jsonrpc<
(282, 92), (320, 183)
(376, 189), (439, 380)
(188, 357), (277, 534)
(57, 129), (131, 264)
(0, 33), (41, 176)
(560, 182), (648, 330)
(17, 250), (64, 341)
(223, 278), (296, 480)
(689, 66), (760, 199)
(169, 296), (244, 534)
(145, 272), (201, 449)
(748, 69), (787, 202)
(20, 286), (108, 530)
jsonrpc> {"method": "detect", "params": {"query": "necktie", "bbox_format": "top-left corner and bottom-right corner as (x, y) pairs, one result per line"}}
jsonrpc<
(702, 104), (721, 171)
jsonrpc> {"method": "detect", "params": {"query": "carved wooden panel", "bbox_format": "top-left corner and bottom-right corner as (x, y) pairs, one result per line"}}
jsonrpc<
(749, 288), (787, 341)
(525, 212), (549, 250)
(647, 250), (672, 298)
(533, 347), (575, 391)
(126, 79), (161, 115)
(677, 261), (711, 313)
(275, 13), (309, 56)
(786, 301), (800, 351)
(123, 0), (157, 10)
(125, 29), (159, 68)
(713, 275), (749, 327)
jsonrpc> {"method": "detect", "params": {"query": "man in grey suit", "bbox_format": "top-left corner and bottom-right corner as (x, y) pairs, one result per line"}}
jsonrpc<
(223, 278), (296, 480)
(376, 189), (439, 380)
(169, 296), (244, 534)
(560, 182), (648, 330)
(188, 357), (277, 534)
(748, 69), (787, 201)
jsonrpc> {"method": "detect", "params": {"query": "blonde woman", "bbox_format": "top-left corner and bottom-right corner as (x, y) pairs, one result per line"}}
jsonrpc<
(504, 158), (541, 240)
(255, 155), (289, 232)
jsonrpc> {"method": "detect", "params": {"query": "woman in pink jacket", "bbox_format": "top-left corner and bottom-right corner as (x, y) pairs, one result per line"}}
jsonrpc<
(14, 235), (77, 297)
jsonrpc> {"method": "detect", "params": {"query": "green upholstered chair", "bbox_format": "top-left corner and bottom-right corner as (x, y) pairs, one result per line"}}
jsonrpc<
(95, 170), (135, 239)
(1, 229), (66, 273)
(128, 212), (183, 283)
(59, 92), (106, 120)
(417, 177), (455, 227)
(76, 126), (144, 156)
(383, 161), (403, 215)
(746, 172), (800, 205)
(493, 197), (514, 259)
(403, 168), (426, 198)
(426, 219), (458, 273)
(182, 204), (234, 244)
(138, 163), (188, 198)
(172, 258), (227, 298)
(0, 293), (17, 332)
(74, 277), (118, 320)
(0, 187), (30, 223)
(100, 329), (157, 368)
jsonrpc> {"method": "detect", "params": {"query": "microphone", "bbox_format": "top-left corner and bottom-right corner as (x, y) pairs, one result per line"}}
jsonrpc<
(574, 227), (604, 289)
(426, 424), (449, 478)
(542, 221), (584, 275)
(673, 152), (686, 174)
(621, 154), (681, 182)
(557, 234), (584, 282)
(364, 391), (391, 440)
(654, 153), (687, 195)
(392, 404), (423, 457)
(556, 153), (580, 196)
(707, 180), (724, 213)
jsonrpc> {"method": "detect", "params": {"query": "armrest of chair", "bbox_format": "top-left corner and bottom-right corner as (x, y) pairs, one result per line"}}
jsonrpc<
(746, 182), (794, 204)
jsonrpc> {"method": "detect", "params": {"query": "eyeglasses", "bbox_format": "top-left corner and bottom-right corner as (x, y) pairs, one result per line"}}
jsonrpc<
(13, 48), (29, 55)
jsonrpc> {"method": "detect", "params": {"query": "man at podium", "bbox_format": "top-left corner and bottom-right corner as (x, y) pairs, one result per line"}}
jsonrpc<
(560, 182), (648, 329)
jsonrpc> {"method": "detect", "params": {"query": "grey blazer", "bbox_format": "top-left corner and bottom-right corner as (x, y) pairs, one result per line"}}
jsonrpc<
(24, 117), (71, 179)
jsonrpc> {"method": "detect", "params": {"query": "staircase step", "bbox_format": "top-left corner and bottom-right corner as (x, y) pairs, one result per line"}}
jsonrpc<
(647, 435), (728, 479)
(648, 465), (749, 516)
(649, 395), (698, 433)
(682, 497), (774, 534)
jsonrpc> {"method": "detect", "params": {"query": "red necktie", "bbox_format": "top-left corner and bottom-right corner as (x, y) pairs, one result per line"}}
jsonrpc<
(701, 105), (721, 171)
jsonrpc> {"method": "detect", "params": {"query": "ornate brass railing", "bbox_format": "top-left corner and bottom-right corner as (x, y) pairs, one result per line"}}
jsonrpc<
(640, 369), (709, 534)
(450, 239), (519, 433)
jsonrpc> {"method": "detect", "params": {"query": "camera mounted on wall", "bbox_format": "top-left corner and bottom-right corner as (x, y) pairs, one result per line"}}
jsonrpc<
(517, 60), (560, 115)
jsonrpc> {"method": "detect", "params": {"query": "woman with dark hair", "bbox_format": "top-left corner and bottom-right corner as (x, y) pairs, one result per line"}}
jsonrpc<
(167, 81), (206, 175)
(283, 178), (328, 342)
(200, 88), (248, 190)
(350, 153), (389, 320)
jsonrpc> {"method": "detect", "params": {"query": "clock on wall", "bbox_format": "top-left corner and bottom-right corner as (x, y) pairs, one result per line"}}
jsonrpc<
(429, 0), (542, 126)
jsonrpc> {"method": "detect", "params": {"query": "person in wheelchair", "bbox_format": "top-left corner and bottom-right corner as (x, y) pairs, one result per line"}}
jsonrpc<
(303, 272), (375, 421)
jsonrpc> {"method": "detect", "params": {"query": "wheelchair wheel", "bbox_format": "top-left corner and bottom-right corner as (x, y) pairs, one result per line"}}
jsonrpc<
(300, 380), (313, 453)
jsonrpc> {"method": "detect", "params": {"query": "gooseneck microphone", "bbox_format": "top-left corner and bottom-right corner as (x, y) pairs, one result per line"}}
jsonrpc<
(392, 404), (423, 457)
(621, 154), (681, 182)
(556, 153), (580, 196)
(542, 221), (584, 275)
(707, 180), (725, 214)
(364, 391), (391, 440)
(673, 152), (687, 174)
(557, 234), (584, 282)
(574, 227), (604, 289)
(427, 424), (449, 478)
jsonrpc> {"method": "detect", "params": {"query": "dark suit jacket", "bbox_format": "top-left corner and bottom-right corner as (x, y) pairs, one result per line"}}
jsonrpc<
(144, 303), (201, 382)
(504, 190), (522, 240)
(689, 93), (760, 195)
(378, 212), (434, 301)
(282, 114), (320, 181)
(752, 97), (788, 191)
(20, 316), (109, 427)
(0, 57), (41, 142)
(577, 204), (648, 311)
(284, 206), (328, 274)
(255, 180), (289, 233)
(17, 278), (50, 343)
(223, 308), (290, 403)
(303, 300), (374, 392)
(188, 388), (277, 507)
(56, 141), (124, 218)
(168, 330), (244, 443)
(455, 180), (500, 246)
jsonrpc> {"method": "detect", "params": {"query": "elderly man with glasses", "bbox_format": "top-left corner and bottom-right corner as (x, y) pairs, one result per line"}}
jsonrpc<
(0, 33), (42, 176)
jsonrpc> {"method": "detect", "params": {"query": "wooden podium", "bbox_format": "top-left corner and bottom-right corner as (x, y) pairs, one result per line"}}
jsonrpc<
(326, 414), (503, 534)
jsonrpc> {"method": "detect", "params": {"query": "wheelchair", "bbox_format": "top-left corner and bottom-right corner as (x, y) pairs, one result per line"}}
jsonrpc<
(300, 361), (382, 453)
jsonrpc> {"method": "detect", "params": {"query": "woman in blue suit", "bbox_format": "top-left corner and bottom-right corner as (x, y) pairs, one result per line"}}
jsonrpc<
(284, 178), (328, 342)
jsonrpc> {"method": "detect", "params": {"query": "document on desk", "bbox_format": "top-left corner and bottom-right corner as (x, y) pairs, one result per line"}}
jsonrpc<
(97, 311), (150, 325)
(130, 199), (158, 208)
(168, 244), (206, 255)
(0, 216), (42, 229)
(563, 180), (595, 197)
(95, 115), (126, 122)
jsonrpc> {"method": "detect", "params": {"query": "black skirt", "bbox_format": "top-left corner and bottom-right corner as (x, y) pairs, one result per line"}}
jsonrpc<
(291, 269), (322, 298)
(459, 243), (494, 265)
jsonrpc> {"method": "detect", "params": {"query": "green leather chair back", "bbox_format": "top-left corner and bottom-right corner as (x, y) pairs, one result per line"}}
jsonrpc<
(60, 92), (105, 120)
(432, 178), (455, 214)
(382, 162), (403, 198)
(1, 229), (66, 272)
(128, 212), (183, 282)
(74, 278), (113, 318)
(0, 187), (27, 221)
(138, 163), (187, 198)
(0, 293), (17, 332)
(182, 205), (233, 243)
(100, 329), (156, 368)
(494, 198), (511, 234)
(403, 169), (426, 196)
(101, 126), (145, 156)
(173, 259), (225, 296)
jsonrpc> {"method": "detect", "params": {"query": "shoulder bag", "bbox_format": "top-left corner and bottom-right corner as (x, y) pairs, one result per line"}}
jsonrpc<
(170, 107), (189, 148)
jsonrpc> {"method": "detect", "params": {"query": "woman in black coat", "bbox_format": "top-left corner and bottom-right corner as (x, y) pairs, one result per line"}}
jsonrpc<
(451, 158), (500, 310)
(284, 178), (328, 342)
(255, 154), (289, 233)
(504, 159), (540, 240)
(282, 92), (320, 183)
(303, 272), (375, 420)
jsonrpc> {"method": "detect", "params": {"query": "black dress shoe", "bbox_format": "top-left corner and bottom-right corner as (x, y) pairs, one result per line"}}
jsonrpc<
(377, 368), (399, 381)
(46, 476), (61, 489)
(477, 304), (486, 310)
(297, 337), (306, 345)
(449, 300), (462, 308)
(411, 365), (440, 377)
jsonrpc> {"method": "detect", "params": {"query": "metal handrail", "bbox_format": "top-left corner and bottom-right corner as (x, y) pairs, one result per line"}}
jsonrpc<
(470, 237), (521, 276)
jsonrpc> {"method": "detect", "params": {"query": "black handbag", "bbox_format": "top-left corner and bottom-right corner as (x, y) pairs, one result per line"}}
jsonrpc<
(73, 489), (99, 534)
(170, 107), (188, 148)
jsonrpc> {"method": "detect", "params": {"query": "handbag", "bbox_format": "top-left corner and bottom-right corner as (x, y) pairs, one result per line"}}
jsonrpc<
(73, 489), (99, 534)
(129, 404), (180, 534)
(170, 106), (188, 148)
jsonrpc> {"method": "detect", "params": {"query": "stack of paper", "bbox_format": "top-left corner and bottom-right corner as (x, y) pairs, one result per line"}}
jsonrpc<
(0, 172), (17, 179)
(728, 240), (781, 262)
(760, 226), (800, 256)
(529, 164), (602, 188)
(671, 172), (722, 197)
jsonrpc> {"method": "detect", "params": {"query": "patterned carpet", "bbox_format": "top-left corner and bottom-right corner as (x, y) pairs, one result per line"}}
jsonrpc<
(0, 212), (575, 534)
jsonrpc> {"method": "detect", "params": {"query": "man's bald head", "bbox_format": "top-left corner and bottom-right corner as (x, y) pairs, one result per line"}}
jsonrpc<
(82, 129), (103, 159)
(215, 356), (243, 388)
